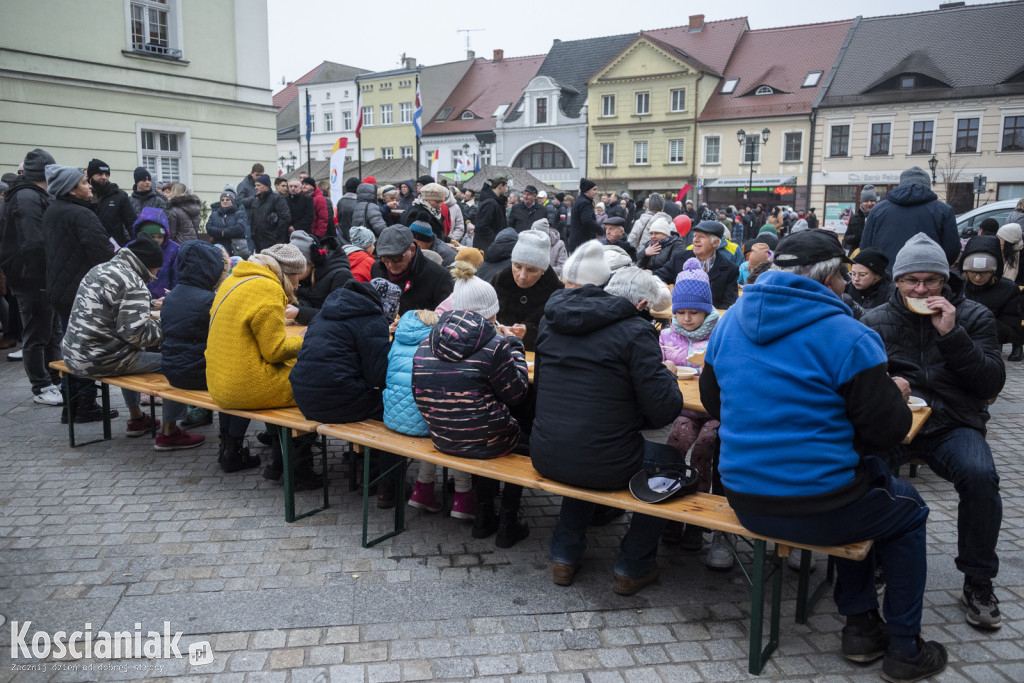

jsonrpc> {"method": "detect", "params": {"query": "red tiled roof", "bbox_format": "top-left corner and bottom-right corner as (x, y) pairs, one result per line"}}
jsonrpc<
(422, 55), (545, 136)
(699, 19), (853, 121)
(642, 17), (749, 76)
(272, 63), (325, 112)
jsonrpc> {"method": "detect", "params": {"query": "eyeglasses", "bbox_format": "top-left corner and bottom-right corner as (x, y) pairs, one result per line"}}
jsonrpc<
(849, 271), (875, 280)
(898, 276), (944, 288)
(379, 251), (410, 265)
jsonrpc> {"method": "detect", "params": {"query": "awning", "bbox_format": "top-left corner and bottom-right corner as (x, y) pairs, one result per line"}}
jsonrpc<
(704, 176), (797, 187)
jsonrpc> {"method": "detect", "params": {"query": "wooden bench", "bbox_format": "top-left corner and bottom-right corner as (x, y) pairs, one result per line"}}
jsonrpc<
(317, 419), (871, 675)
(49, 361), (329, 523)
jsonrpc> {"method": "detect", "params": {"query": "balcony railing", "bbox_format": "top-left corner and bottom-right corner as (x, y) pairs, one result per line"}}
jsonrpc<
(132, 42), (183, 59)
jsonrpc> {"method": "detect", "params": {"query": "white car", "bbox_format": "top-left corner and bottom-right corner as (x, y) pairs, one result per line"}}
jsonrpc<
(956, 198), (1020, 237)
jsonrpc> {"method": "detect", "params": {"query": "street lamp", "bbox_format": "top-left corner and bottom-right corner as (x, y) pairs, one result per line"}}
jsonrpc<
(737, 128), (770, 201)
(928, 153), (938, 185)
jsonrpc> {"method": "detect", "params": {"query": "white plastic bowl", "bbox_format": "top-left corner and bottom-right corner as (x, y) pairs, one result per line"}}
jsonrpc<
(908, 396), (928, 411)
(677, 366), (698, 379)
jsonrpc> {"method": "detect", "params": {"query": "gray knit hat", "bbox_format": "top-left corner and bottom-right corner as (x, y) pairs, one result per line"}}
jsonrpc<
(647, 193), (664, 212)
(892, 233), (948, 279)
(259, 243), (307, 275)
(23, 148), (55, 181)
(44, 164), (84, 197)
(349, 226), (376, 250)
(899, 167), (931, 188)
(563, 239), (611, 287)
(860, 185), (878, 202)
(511, 229), (551, 271)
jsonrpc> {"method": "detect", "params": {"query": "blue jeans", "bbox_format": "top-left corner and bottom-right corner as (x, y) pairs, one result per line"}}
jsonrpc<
(886, 427), (1001, 580)
(550, 440), (676, 579)
(735, 457), (929, 638)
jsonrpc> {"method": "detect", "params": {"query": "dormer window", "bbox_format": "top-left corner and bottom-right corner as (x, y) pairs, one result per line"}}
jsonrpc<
(435, 107), (454, 121)
(802, 71), (822, 88)
(721, 78), (739, 94)
(900, 75), (916, 89)
(755, 86), (774, 96)
(460, 111), (475, 120)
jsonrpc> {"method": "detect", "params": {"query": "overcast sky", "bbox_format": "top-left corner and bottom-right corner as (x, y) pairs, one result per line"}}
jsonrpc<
(267, 0), (970, 89)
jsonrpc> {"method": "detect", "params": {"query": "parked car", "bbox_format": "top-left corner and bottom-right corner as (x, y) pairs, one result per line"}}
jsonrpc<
(956, 198), (1019, 237)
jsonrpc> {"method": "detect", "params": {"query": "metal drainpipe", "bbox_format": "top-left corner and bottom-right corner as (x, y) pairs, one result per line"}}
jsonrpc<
(692, 73), (702, 201)
(806, 110), (816, 211)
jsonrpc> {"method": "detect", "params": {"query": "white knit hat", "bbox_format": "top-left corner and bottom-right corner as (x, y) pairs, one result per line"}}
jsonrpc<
(649, 215), (675, 236)
(450, 261), (499, 319)
(997, 222), (1022, 245)
(563, 239), (612, 287)
(511, 229), (551, 270)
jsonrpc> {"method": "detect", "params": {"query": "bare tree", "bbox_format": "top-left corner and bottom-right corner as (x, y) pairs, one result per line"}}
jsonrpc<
(935, 144), (971, 213)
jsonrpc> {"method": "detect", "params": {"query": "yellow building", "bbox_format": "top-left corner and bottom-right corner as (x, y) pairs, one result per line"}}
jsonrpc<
(585, 17), (746, 194)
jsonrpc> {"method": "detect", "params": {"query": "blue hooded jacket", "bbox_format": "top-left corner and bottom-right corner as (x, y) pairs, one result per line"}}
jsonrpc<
(383, 310), (433, 436)
(289, 281), (391, 423)
(703, 270), (905, 511)
(160, 240), (228, 389)
(134, 207), (179, 298)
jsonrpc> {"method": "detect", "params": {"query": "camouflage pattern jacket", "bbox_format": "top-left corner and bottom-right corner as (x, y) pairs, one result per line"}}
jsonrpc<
(62, 247), (163, 378)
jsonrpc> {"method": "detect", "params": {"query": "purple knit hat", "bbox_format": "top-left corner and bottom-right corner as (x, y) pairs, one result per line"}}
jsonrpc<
(672, 259), (713, 314)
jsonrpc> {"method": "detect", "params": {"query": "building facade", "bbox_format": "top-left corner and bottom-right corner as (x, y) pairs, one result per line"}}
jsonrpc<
(1, 0), (277, 200)
(296, 63), (369, 169)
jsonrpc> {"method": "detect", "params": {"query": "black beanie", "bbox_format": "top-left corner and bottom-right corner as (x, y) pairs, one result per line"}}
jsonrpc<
(134, 166), (151, 183)
(852, 247), (889, 276)
(127, 234), (164, 269)
(555, 192), (565, 201)
(345, 177), (359, 192)
(302, 176), (316, 187)
(87, 158), (110, 178)
(580, 178), (596, 193)
(417, 174), (435, 186)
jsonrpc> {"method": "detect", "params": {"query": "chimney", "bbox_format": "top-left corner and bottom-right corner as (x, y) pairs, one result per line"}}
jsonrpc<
(405, 57), (417, 68)
(688, 14), (705, 32)
(493, 49), (504, 62)
(467, 49), (475, 60)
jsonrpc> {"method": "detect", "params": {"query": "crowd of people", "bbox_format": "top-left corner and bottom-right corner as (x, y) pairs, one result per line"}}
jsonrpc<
(2, 147), (1021, 682)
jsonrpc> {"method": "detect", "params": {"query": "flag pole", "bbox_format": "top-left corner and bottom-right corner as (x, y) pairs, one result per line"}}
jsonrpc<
(305, 89), (312, 176)
(415, 75), (421, 179)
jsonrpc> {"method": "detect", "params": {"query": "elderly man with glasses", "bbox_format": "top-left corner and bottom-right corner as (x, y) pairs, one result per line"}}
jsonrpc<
(862, 232), (1006, 633)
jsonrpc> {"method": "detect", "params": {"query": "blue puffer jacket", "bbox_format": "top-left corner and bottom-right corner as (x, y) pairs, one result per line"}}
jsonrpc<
(160, 241), (229, 389)
(860, 183), (959, 272)
(289, 281), (391, 423)
(383, 311), (433, 436)
(206, 204), (253, 254)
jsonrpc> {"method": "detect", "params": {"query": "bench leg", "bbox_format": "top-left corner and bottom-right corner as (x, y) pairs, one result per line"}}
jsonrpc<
(63, 374), (76, 448)
(361, 449), (407, 548)
(280, 427), (329, 523)
(796, 553), (836, 625)
(64, 378), (112, 448)
(748, 539), (782, 675)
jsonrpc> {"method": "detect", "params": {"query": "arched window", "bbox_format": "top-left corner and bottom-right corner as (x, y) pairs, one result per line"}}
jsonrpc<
(512, 142), (570, 169)
(755, 85), (774, 96)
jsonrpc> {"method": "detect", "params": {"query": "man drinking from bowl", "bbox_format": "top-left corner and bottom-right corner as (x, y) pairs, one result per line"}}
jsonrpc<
(863, 232), (1006, 633)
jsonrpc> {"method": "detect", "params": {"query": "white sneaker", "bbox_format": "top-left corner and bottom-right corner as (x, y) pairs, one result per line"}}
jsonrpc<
(33, 386), (63, 406)
(787, 548), (816, 572)
(705, 531), (735, 570)
(7, 348), (23, 361)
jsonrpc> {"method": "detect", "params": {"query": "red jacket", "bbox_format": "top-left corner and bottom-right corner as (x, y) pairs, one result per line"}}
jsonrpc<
(347, 248), (375, 282)
(308, 186), (328, 238)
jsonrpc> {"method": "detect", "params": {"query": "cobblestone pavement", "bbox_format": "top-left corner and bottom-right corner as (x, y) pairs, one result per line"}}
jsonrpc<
(1, 342), (1022, 682)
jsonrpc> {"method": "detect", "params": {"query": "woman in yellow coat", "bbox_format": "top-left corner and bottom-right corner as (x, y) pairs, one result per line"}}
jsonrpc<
(206, 243), (308, 409)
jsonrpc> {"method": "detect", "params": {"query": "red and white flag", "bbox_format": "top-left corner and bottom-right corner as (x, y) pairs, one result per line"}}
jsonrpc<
(355, 90), (363, 139)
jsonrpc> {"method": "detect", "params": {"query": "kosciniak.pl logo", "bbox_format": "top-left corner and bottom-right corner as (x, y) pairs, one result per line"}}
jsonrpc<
(10, 621), (213, 665)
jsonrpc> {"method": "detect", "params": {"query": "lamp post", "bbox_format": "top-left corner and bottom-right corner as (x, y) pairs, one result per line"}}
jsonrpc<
(737, 128), (770, 201)
(928, 153), (938, 186)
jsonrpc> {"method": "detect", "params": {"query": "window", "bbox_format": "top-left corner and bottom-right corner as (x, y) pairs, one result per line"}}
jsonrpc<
(362, 106), (373, 127)
(900, 75), (916, 89)
(741, 135), (761, 163)
(379, 82), (392, 90)
(400, 146), (413, 159)
(955, 118), (979, 153)
(829, 124), (850, 157)
(140, 129), (184, 184)
(512, 143), (570, 169)
(703, 136), (721, 164)
(1002, 116), (1024, 151)
(602, 94), (615, 117)
(600, 142), (615, 166)
(870, 123), (891, 156)
(323, 112), (333, 133)
(910, 120), (933, 154)
(755, 86), (774, 96)
(435, 107), (453, 121)
(360, 84), (373, 92)
(399, 79), (412, 88)
(399, 102), (412, 124)
(783, 132), (802, 162)
(129, 0), (181, 58)
(670, 89), (686, 112)
(668, 139), (685, 164)
(802, 71), (823, 88)
(480, 147), (492, 165)
(342, 111), (352, 131)
(382, 147), (394, 160)
(536, 97), (547, 124)
(308, 111), (315, 133)
(380, 104), (393, 125)
(460, 111), (475, 120)
(721, 78), (739, 94)
(635, 92), (649, 115)
(634, 141), (648, 165)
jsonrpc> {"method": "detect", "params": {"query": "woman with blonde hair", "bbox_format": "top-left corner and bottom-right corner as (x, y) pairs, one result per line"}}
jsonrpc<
(164, 182), (202, 243)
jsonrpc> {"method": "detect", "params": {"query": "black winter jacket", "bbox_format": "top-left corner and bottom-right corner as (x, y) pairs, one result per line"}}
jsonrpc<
(335, 191), (358, 241)
(473, 183), (507, 254)
(130, 188), (166, 216)
(568, 194), (600, 252)
(294, 248), (355, 325)
(0, 179), (51, 289)
(476, 228), (518, 282)
(250, 191), (291, 252)
(160, 241), (228, 389)
(962, 235), (1024, 344)
(530, 286), (684, 488)
(166, 194), (201, 243)
(402, 200), (445, 239)
(637, 233), (683, 272)
(236, 174), (257, 214)
(286, 193), (314, 234)
(290, 281), (391, 423)
(370, 246), (454, 315)
(843, 207), (868, 251)
(492, 266), (564, 351)
(206, 205), (250, 253)
(861, 276), (1005, 437)
(507, 200), (547, 232)
(92, 182), (136, 246)
(354, 183), (387, 237)
(655, 248), (739, 309)
(845, 276), (895, 311)
(43, 196), (115, 311)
